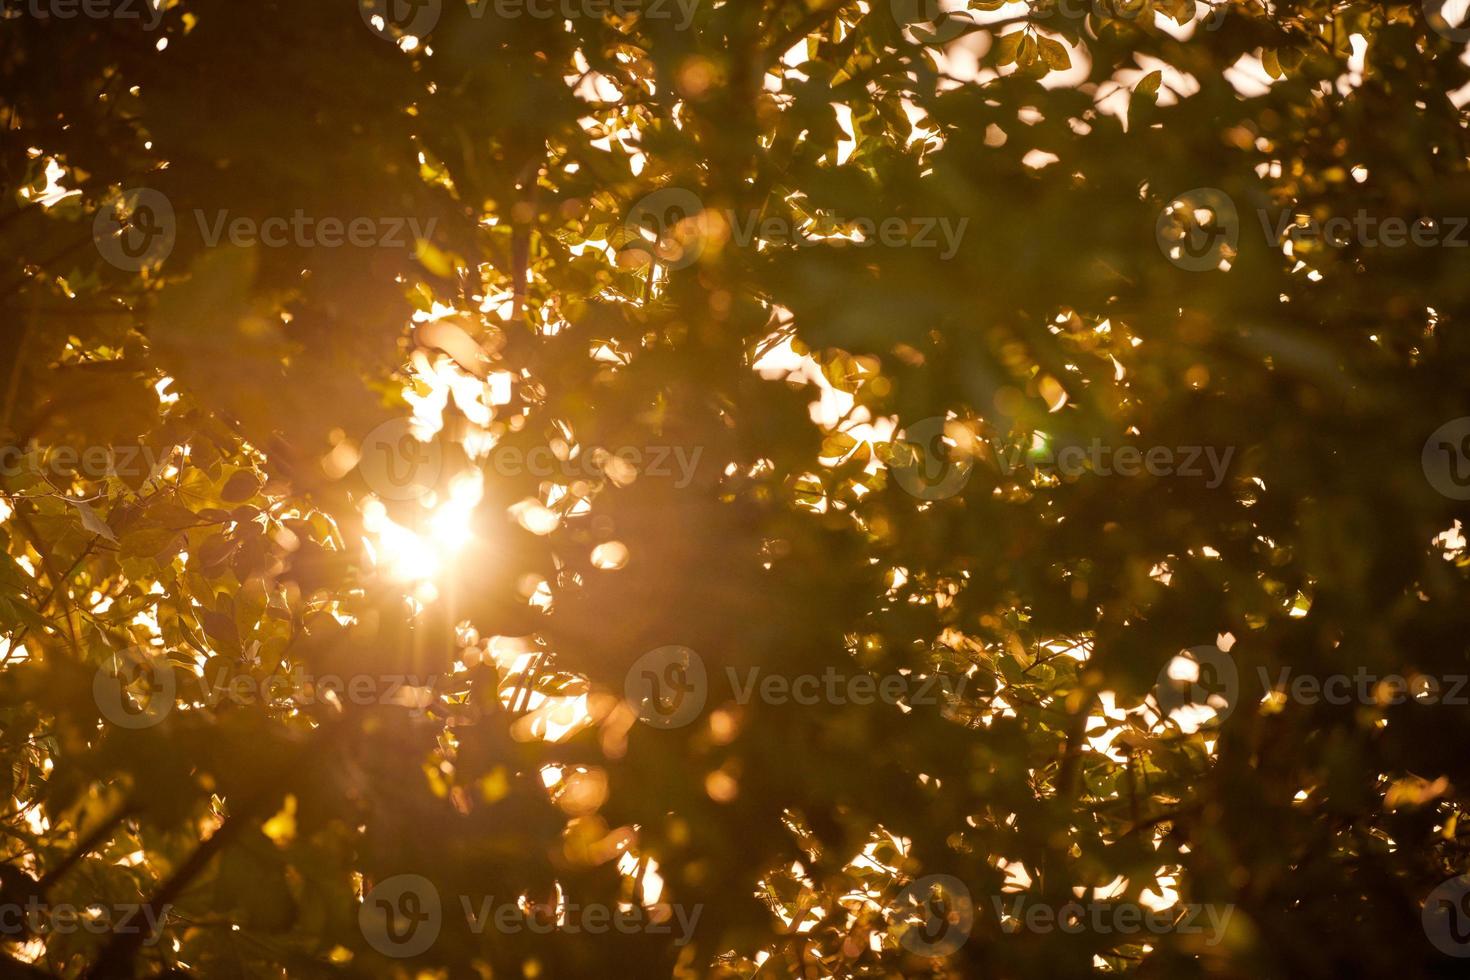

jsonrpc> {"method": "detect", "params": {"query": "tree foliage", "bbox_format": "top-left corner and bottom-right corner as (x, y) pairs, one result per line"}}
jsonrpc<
(3, 0), (1470, 976)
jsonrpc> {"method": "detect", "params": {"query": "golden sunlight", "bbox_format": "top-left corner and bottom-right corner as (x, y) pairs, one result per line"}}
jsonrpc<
(362, 468), (483, 586)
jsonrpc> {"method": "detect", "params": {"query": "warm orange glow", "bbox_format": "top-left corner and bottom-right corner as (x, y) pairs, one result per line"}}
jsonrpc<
(362, 469), (483, 586)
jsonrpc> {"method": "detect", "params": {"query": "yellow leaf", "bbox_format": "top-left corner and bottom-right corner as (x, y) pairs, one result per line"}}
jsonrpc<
(262, 794), (297, 846)
(1039, 36), (1071, 72)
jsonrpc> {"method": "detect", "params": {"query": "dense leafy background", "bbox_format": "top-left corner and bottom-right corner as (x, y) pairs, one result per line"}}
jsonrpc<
(3, 0), (1470, 976)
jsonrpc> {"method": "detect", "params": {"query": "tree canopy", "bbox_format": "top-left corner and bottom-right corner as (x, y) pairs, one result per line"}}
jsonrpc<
(3, 0), (1470, 977)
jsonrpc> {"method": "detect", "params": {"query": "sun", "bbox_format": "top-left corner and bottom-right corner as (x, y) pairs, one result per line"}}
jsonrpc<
(361, 468), (483, 588)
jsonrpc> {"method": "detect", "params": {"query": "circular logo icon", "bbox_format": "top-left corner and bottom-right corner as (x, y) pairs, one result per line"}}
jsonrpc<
(360, 873), (441, 958)
(359, 418), (443, 502)
(93, 647), (176, 729)
(1424, 875), (1470, 957)
(93, 188), (175, 272)
(894, 874), (972, 957)
(1199, 1), (1230, 30)
(625, 646), (707, 729)
(359, 0), (441, 41)
(890, 0), (974, 44)
(1155, 645), (1239, 724)
(1156, 188), (1238, 272)
(621, 188), (706, 271)
(1423, 418), (1470, 500)
(1094, 0), (1149, 24)
(889, 417), (973, 501)
(1426, 0), (1470, 42)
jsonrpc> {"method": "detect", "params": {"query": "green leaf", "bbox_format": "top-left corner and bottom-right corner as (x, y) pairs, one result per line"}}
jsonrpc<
(1135, 70), (1163, 105)
(1038, 35), (1071, 71)
(72, 501), (117, 544)
(220, 469), (261, 504)
(995, 30), (1024, 67)
(1018, 33), (1038, 67)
